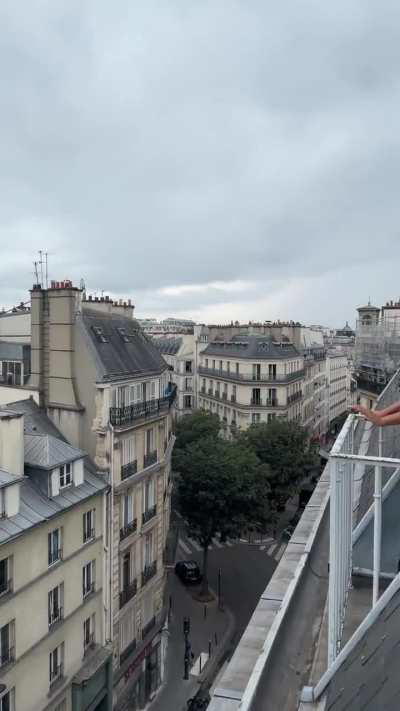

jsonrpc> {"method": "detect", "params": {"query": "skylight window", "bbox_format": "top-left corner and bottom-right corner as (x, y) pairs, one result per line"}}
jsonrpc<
(92, 326), (108, 343)
(117, 327), (131, 343)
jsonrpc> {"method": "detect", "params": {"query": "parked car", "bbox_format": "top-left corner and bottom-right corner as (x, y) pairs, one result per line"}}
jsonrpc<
(175, 560), (202, 585)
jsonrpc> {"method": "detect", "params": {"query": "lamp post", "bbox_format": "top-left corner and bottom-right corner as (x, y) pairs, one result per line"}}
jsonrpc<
(183, 616), (191, 680)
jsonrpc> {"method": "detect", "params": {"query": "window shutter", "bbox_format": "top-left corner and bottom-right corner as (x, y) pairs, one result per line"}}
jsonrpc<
(74, 459), (84, 487)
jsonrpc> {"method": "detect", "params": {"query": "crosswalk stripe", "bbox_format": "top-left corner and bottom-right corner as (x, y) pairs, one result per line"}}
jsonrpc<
(274, 544), (287, 562)
(178, 538), (192, 556)
(212, 537), (223, 548)
(188, 537), (202, 552)
(267, 543), (278, 556)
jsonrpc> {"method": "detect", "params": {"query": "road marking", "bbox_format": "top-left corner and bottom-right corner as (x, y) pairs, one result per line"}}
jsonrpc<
(212, 537), (223, 548)
(267, 543), (278, 556)
(274, 544), (287, 562)
(178, 538), (192, 556)
(188, 537), (202, 552)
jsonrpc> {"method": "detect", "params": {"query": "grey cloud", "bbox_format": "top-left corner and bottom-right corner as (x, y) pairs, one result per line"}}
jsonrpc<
(1, 1), (400, 325)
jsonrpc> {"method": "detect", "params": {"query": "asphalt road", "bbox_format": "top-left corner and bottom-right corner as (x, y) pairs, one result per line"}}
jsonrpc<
(182, 539), (278, 652)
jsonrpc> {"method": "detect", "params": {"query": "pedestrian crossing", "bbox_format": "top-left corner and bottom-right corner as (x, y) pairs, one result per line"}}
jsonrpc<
(177, 534), (288, 562)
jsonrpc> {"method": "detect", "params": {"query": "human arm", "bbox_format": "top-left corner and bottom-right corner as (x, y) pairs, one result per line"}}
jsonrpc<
(352, 404), (400, 427)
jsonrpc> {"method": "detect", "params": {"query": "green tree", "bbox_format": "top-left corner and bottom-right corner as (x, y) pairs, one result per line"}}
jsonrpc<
(172, 410), (220, 472)
(176, 435), (270, 597)
(239, 419), (318, 512)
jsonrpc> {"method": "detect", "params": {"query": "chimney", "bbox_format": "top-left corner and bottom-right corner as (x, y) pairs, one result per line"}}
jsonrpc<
(0, 410), (24, 477)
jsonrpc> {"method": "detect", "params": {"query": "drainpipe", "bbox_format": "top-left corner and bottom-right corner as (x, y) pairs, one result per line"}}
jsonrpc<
(109, 422), (115, 644)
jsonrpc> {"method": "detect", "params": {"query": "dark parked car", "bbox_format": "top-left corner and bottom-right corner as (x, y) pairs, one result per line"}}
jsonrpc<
(175, 560), (202, 585)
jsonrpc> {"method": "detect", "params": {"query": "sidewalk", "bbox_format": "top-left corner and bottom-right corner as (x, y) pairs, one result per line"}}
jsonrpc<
(149, 571), (234, 711)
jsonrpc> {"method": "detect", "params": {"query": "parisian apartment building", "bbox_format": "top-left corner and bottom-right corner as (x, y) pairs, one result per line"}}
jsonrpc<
(0, 282), (176, 711)
(197, 334), (304, 434)
(0, 401), (112, 711)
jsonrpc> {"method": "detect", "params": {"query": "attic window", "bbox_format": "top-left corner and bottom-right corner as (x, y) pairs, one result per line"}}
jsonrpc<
(117, 327), (131, 343)
(92, 326), (108, 343)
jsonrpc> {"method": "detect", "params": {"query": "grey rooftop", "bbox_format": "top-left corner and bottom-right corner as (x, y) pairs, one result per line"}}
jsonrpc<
(24, 433), (85, 470)
(79, 309), (168, 381)
(202, 335), (300, 360)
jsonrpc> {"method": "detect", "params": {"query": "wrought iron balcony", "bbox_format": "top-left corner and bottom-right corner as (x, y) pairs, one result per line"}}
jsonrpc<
(287, 391), (303, 404)
(120, 638), (137, 665)
(144, 450), (157, 468)
(207, 388), (213, 395)
(50, 663), (63, 686)
(48, 548), (62, 566)
(121, 460), (138, 480)
(109, 385), (177, 427)
(198, 366), (305, 384)
(120, 518), (138, 541)
(142, 616), (156, 640)
(214, 391), (220, 399)
(0, 578), (12, 596)
(142, 505), (157, 525)
(49, 606), (63, 628)
(142, 561), (157, 586)
(119, 578), (138, 609)
(0, 645), (14, 668)
(83, 581), (95, 599)
(83, 528), (95, 544)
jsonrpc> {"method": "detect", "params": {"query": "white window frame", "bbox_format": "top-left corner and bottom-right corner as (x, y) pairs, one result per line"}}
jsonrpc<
(48, 528), (62, 567)
(146, 428), (155, 454)
(48, 582), (63, 627)
(0, 555), (11, 597)
(82, 560), (95, 598)
(83, 613), (96, 652)
(119, 607), (136, 653)
(122, 436), (135, 465)
(144, 532), (153, 567)
(0, 688), (15, 711)
(59, 462), (72, 489)
(83, 509), (95, 543)
(144, 478), (155, 512)
(49, 642), (64, 685)
(122, 492), (134, 526)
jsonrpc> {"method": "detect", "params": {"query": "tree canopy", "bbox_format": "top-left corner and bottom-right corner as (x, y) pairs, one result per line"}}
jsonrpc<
(172, 410), (220, 472)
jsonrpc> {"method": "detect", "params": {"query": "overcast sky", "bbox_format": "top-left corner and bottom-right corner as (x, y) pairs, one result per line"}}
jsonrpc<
(1, 1), (400, 327)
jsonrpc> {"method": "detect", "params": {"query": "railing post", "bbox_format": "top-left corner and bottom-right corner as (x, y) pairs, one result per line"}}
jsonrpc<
(373, 426), (383, 606)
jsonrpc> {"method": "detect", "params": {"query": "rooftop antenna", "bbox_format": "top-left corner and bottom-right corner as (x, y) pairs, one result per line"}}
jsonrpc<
(39, 250), (44, 287)
(33, 260), (39, 285)
(45, 251), (48, 289)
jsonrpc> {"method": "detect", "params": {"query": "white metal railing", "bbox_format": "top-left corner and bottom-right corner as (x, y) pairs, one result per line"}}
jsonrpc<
(328, 368), (400, 665)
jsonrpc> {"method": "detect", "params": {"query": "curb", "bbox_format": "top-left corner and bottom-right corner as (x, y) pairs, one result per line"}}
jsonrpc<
(195, 586), (236, 686)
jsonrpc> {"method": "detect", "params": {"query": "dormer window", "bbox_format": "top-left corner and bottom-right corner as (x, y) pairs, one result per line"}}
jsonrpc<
(59, 463), (72, 489)
(92, 326), (108, 343)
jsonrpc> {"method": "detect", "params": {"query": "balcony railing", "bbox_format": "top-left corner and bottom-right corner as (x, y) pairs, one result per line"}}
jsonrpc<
(200, 387), (206, 394)
(214, 391), (220, 399)
(49, 606), (63, 628)
(142, 561), (157, 586)
(144, 450), (157, 468)
(48, 548), (62, 566)
(142, 505), (157, 525)
(121, 460), (138, 480)
(0, 645), (14, 668)
(120, 638), (137, 665)
(0, 578), (12, 596)
(231, 395), (236, 403)
(287, 391), (303, 404)
(250, 398), (279, 407)
(119, 578), (138, 609)
(109, 385), (177, 427)
(142, 616), (156, 640)
(198, 366), (305, 384)
(222, 392), (228, 400)
(83, 528), (95, 543)
(50, 663), (63, 686)
(120, 518), (138, 541)
(83, 581), (95, 599)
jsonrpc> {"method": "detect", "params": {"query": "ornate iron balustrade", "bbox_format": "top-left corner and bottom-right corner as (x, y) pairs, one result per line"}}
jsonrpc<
(120, 518), (138, 541)
(121, 460), (138, 480)
(144, 450), (157, 468)
(198, 366), (305, 384)
(142, 505), (157, 525)
(119, 578), (138, 609)
(110, 385), (177, 427)
(142, 561), (157, 586)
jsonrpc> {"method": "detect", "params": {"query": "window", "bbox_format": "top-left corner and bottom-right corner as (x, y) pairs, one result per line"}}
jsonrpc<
(236, 363), (239, 375)
(205, 359), (209, 368)
(185, 377), (192, 390)
(59, 463), (72, 489)
(251, 388), (261, 405)
(212, 360), (216, 370)
(185, 361), (192, 373)
(183, 395), (192, 409)
(92, 326), (108, 343)
(1, 361), (22, 386)
(122, 492), (134, 527)
(0, 621), (14, 668)
(0, 557), (11, 596)
(83, 614), (95, 652)
(120, 607), (136, 657)
(268, 364), (277, 380)
(219, 360), (223, 371)
(227, 361), (230, 373)
(0, 491), (5, 518)
(251, 413), (261, 424)
(49, 643), (64, 685)
(252, 364), (261, 380)
(146, 428), (155, 454)
(144, 532), (154, 567)
(48, 528), (62, 566)
(0, 688), (15, 711)
(83, 509), (95, 543)
(122, 436), (135, 465)
(48, 584), (63, 627)
(82, 561), (95, 598)
(144, 478), (155, 512)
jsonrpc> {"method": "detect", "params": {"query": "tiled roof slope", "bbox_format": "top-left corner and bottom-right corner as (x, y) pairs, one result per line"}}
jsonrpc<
(202, 335), (300, 360)
(79, 309), (168, 381)
(152, 336), (183, 355)
(325, 585), (400, 710)
(24, 433), (84, 469)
